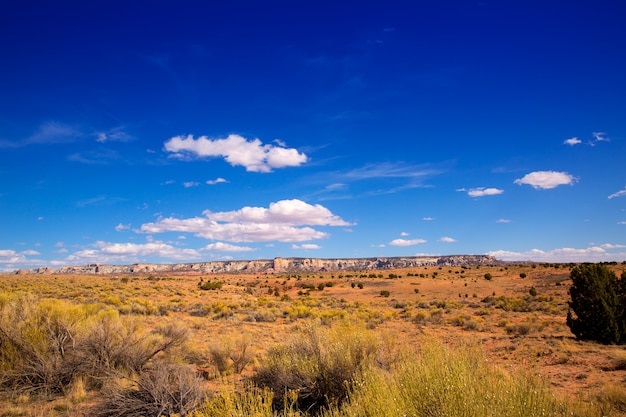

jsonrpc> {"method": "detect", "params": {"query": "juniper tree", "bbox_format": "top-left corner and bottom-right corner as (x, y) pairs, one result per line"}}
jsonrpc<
(566, 264), (626, 344)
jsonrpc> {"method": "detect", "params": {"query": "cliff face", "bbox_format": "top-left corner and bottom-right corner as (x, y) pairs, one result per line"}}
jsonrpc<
(19, 255), (498, 275)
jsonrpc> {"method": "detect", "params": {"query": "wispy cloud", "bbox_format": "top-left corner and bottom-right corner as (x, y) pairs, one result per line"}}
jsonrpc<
(563, 137), (582, 146)
(183, 181), (200, 188)
(95, 127), (133, 143)
(207, 177), (228, 185)
(389, 238), (427, 247)
(292, 244), (321, 250)
(564, 132), (610, 147)
(139, 199), (353, 243)
(439, 236), (457, 243)
(343, 162), (441, 181)
(77, 195), (126, 207)
(0, 121), (83, 148)
(423, 217), (434, 221)
(514, 171), (577, 189)
(459, 187), (504, 197)
(496, 219), (512, 223)
(591, 131), (610, 145)
(115, 223), (131, 231)
(608, 186), (626, 199)
(488, 244), (626, 263)
(164, 134), (308, 172)
(201, 242), (255, 252)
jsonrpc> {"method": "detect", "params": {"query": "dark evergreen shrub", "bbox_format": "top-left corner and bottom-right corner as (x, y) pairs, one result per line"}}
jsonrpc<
(566, 264), (625, 344)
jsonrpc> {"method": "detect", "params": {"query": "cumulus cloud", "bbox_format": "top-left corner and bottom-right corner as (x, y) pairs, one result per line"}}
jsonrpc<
(207, 177), (228, 185)
(487, 245), (626, 263)
(115, 223), (131, 231)
(183, 181), (200, 188)
(292, 244), (321, 250)
(201, 242), (255, 252)
(164, 134), (308, 172)
(67, 241), (201, 263)
(608, 187), (626, 199)
(389, 238), (427, 247)
(400, 232), (409, 236)
(0, 249), (43, 270)
(514, 171), (577, 189)
(139, 199), (352, 243)
(465, 187), (504, 197)
(563, 137), (582, 146)
(439, 236), (457, 243)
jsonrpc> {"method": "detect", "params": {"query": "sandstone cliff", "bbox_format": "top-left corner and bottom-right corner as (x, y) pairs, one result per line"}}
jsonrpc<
(17, 255), (498, 275)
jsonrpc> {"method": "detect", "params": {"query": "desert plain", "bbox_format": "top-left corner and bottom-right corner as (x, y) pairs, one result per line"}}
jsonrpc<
(1, 262), (625, 416)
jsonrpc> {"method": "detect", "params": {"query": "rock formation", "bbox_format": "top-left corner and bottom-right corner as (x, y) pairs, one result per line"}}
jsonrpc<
(16, 255), (498, 275)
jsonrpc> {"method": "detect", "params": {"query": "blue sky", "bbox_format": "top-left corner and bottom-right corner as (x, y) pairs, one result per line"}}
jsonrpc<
(1, 0), (626, 270)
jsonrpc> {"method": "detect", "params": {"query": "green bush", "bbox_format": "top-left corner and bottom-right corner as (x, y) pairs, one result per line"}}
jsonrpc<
(566, 264), (626, 344)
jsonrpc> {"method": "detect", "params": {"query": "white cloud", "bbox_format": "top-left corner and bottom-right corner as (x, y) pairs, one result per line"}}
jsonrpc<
(514, 171), (577, 189)
(201, 242), (255, 252)
(563, 137), (582, 146)
(292, 244), (321, 250)
(608, 187), (626, 199)
(389, 238), (427, 247)
(619, 221), (626, 225)
(487, 245), (626, 263)
(115, 223), (131, 231)
(183, 181), (200, 188)
(591, 131), (610, 145)
(599, 243), (626, 249)
(139, 199), (352, 243)
(206, 199), (353, 227)
(400, 232), (409, 236)
(496, 219), (512, 223)
(164, 134), (308, 173)
(439, 236), (457, 243)
(67, 241), (201, 263)
(0, 249), (43, 270)
(423, 217), (434, 221)
(466, 187), (504, 197)
(207, 177), (228, 185)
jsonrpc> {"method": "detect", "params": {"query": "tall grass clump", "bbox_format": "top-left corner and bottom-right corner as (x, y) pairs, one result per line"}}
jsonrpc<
(321, 340), (600, 417)
(252, 323), (379, 414)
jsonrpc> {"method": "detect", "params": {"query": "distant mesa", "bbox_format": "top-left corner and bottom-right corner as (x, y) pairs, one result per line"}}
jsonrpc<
(14, 255), (498, 275)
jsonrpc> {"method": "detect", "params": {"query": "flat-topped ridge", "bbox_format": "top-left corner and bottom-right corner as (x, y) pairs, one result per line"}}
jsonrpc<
(15, 255), (499, 275)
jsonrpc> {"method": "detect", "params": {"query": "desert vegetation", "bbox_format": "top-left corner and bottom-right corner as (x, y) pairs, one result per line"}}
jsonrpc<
(0, 262), (625, 416)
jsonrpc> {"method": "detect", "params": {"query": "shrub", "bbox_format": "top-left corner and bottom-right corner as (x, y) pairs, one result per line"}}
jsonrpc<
(252, 323), (378, 414)
(484, 273), (493, 281)
(380, 290), (390, 297)
(566, 264), (626, 344)
(94, 361), (203, 417)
